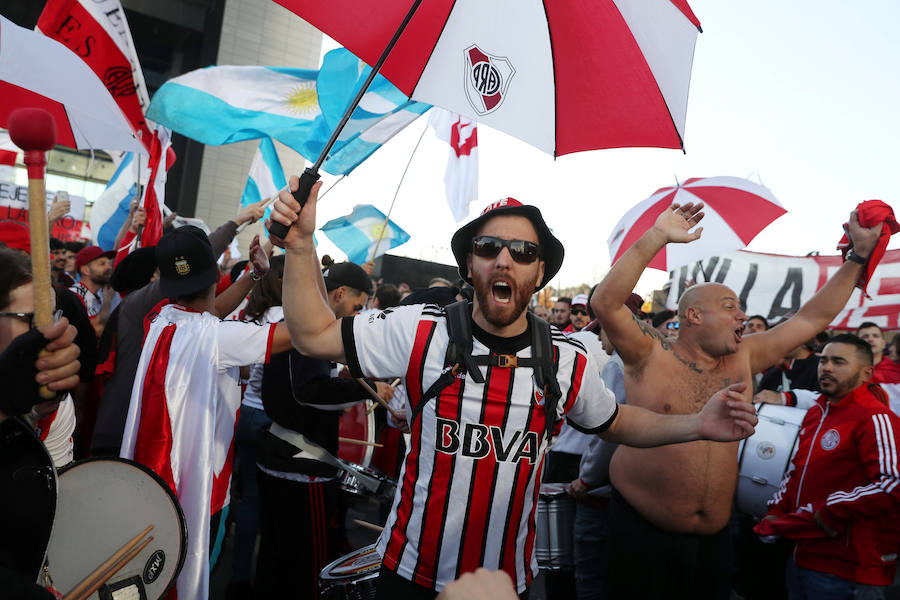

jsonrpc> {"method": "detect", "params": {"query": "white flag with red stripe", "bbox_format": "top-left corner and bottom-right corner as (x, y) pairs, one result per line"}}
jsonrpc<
(428, 108), (478, 222)
(0, 131), (16, 182)
(37, 0), (154, 153)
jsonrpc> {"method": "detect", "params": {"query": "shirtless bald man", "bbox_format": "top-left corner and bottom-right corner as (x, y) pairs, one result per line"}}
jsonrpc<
(591, 202), (883, 599)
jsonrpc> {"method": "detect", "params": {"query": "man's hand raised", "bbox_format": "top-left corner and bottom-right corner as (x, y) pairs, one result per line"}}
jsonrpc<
(267, 175), (322, 250)
(651, 202), (705, 244)
(847, 209), (884, 258)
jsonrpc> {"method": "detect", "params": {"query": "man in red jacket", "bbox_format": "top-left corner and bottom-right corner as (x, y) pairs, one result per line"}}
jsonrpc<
(760, 333), (900, 599)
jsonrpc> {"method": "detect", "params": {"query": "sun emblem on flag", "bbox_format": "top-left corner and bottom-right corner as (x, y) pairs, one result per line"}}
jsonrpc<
(370, 223), (388, 239)
(283, 83), (319, 116)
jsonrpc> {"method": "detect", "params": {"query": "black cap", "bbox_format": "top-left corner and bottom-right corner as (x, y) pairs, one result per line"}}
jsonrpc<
(155, 225), (218, 298)
(451, 197), (564, 290)
(323, 262), (372, 295)
(111, 246), (157, 293)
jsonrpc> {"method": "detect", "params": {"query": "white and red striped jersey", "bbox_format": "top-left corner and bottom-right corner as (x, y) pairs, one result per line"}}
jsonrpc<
(120, 303), (276, 600)
(342, 304), (617, 593)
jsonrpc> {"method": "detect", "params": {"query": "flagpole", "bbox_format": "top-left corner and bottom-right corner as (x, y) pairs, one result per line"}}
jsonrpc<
(268, 0), (424, 240)
(369, 121), (428, 262)
(236, 175), (346, 235)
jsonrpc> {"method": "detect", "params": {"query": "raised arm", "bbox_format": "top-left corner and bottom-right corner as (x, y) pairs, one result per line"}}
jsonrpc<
(745, 210), (883, 373)
(591, 203), (704, 365)
(269, 176), (345, 362)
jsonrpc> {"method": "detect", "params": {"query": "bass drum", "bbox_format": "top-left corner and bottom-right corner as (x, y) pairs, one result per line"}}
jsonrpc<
(319, 544), (382, 600)
(44, 457), (187, 599)
(339, 400), (375, 467)
(737, 403), (806, 520)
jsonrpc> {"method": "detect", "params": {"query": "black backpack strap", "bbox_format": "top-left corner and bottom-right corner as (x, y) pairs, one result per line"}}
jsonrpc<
(529, 314), (562, 439)
(412, 301), (482, 423)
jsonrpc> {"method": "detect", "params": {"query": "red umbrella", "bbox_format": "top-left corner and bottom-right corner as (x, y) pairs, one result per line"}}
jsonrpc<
(269, 0), (703, 239)
(608, 176), (787, 271)
(276, 0), (701, 156)
(0, 15), (144, 154)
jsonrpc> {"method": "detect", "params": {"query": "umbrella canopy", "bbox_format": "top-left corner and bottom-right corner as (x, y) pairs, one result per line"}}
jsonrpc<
(608, 176), (787, 272)
(275, 0), (701, 156)
(0, 15), (145, 154)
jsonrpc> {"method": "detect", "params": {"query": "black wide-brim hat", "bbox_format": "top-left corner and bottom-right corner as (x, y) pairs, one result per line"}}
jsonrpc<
(111, 246), (157, 293)
(451, 198), (564, 290)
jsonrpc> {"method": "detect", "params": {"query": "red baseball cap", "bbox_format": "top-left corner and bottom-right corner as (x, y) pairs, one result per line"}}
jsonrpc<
(0, 220), (31, 254)
(75, 245), (115, 272)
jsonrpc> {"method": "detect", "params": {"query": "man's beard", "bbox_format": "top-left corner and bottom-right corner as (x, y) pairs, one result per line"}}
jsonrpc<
(91, 272), (111, 286)
(473, 271), (537, 329)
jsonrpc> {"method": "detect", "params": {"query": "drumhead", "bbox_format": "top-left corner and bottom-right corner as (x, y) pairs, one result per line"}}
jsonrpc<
(45, 457), (187, 600)
(320, 544), (382, 581)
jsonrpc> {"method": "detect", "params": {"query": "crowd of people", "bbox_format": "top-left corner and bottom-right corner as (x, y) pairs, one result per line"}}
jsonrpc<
(1, 178), (899, 600)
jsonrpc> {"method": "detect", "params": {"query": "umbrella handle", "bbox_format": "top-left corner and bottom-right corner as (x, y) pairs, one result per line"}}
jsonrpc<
(269, 167), (320, 240)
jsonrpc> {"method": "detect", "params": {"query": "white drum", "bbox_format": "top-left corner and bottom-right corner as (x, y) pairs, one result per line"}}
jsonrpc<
(44, 458), (187, 600)
(319, 544), (382, 600)
(736, 403), (807, 520)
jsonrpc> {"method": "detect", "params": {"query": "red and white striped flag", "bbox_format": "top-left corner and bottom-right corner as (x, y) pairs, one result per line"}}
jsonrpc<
(428, 108), (478, 222)
(0, 132), (16, 182)
(37, 0), (154, 153)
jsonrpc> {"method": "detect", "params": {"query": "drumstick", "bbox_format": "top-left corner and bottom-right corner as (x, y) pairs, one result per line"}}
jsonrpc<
(356, 378), (402, 420)
(368, 378), (403, 415)
(8, 109), (58, 400)
(352, 518), (384, 533)
(338, 436), (383, 448)
(63, 525), (154, 600)
(67, 536), (154, 600)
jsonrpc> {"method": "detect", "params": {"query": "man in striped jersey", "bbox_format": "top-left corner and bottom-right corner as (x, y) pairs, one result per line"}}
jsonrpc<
(270, 181), (758, 597)
(758, 334), (900, 598)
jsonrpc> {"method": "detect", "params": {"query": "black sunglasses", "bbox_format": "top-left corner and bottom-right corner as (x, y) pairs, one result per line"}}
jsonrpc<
(472, 236), (540, 264)
(0, 312), (34, 328)
(571, 308), (589, 316)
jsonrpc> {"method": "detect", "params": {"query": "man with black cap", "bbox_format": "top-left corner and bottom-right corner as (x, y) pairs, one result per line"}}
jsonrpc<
(119, 226), (294, 600)
(254, 260), (395, 599)
(269, 182), (757, 598)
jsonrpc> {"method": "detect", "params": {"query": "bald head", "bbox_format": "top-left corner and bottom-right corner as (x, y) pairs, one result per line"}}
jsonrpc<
(677, 283), (735, 321)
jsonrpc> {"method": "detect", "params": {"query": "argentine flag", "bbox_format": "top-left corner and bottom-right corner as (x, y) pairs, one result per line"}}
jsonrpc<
(90, 153), (143, 250)
(240, 137), (286, 214)
(147, 48), (430, 176)
(320, 205), (410, 265)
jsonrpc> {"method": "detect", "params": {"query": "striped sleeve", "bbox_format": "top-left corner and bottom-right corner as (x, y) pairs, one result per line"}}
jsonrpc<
(822, 411), (900, 522)
(562, 349), (618, 434)
(346, 304), (426, 379)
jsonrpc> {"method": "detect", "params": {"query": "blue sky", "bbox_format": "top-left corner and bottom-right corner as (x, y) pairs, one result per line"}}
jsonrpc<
(308, 1), (900, 294)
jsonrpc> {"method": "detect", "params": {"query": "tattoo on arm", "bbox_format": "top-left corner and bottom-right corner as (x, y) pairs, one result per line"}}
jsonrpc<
(633, 316), (704, 373)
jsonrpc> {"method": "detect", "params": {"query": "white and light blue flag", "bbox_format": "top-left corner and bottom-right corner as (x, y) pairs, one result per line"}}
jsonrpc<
(147, 48), (430, 175)
(90, 152), (143, 250)
(240, 137), (286, 223)
(320, 204), (410, 265)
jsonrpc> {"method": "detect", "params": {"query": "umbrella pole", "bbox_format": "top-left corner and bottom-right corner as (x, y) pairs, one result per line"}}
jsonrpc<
(369, 120), (428, 262)
(270, 0), (424, 240)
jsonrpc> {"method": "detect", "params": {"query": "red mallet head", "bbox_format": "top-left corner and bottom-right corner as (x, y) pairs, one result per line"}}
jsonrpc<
(8, 108), (57, 178)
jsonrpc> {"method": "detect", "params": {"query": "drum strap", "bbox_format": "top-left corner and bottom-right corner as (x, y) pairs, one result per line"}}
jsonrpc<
(267, 423), (386, 495)
(269, 423), (345, 470)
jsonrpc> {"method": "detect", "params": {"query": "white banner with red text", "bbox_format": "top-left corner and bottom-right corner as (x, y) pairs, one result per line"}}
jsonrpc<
(0, 181), (88, 242)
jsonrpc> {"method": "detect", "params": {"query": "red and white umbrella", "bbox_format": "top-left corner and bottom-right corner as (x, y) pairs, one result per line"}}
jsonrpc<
(0, 15), (145, 154)
(608, 176), (787, 271)
(275, 0), (702, 156)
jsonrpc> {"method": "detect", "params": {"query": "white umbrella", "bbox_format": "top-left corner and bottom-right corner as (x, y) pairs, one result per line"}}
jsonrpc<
(608, 176), (787, 272)
(0, 15), (146, 154)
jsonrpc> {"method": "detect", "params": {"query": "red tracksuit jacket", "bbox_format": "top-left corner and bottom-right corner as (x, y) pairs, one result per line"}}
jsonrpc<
(766, 384), (900, 585)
